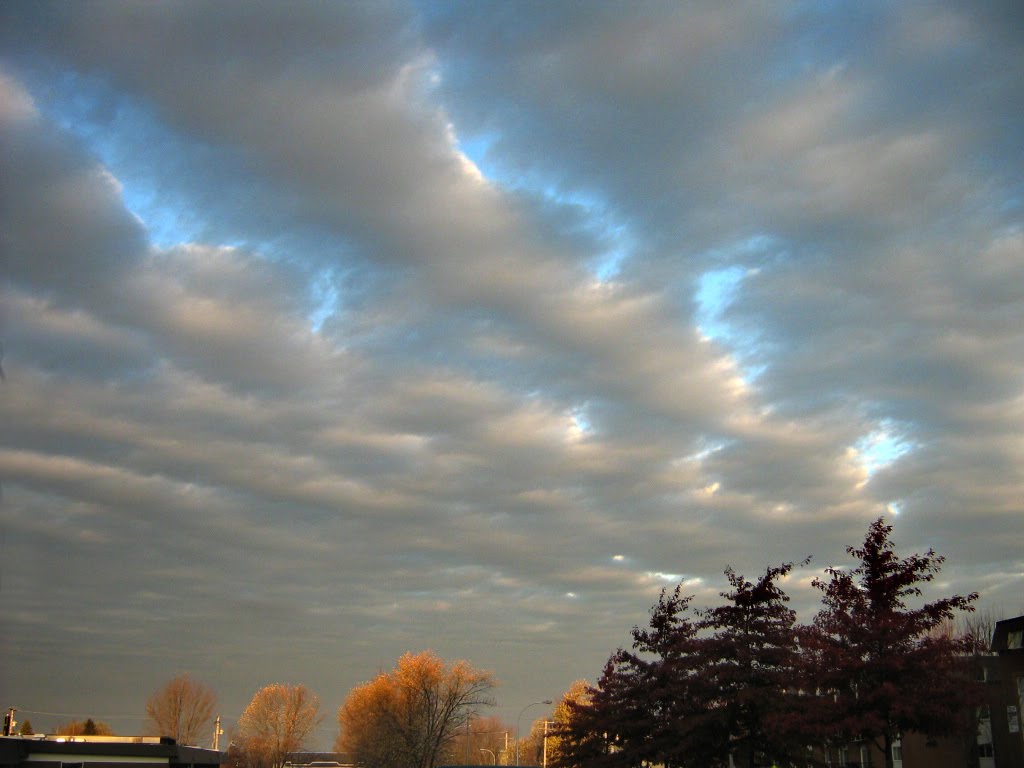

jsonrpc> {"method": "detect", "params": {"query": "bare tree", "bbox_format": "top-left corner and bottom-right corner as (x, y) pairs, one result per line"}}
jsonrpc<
(146, 673), (218, 746)
(443, 714), (511, 766)
(959, 606), (1002, 654)
(238, 684), (322, 768)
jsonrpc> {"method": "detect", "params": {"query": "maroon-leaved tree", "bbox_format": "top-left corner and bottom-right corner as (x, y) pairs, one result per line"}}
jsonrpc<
(803, 517), (979, 768)
(698, 563), (806, 768)
(555, 587), (718, 768)
(557, 564), (806, 768)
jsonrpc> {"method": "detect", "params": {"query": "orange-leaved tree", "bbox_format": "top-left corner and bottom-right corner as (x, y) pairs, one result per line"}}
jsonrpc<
(337, 650), (496, 768)
(238, 684), (322, 768)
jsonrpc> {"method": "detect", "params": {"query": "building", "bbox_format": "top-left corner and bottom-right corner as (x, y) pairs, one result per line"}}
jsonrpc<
(797, 615), (1024, 768)
(885, 614), (1024, 768)
(985, 615), (1024, 768)
(0, 735), (222, 768)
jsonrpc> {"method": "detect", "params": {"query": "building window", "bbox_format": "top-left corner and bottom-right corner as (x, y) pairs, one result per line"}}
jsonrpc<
(978, 743), (995, 758)
(839, 746), (860, 767)
(1008, 630), (1023, 650)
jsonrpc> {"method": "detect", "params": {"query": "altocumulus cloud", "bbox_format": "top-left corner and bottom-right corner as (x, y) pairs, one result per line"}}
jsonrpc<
(0, 0), (1022, 744)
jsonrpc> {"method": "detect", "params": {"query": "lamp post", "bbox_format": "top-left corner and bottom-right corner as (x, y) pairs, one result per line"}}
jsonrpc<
(480, 749), (496, 765)
(515, 700), (552, 766)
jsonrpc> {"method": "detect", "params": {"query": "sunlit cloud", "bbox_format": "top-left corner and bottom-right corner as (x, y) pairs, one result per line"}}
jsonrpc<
(854, 420), (916, 480)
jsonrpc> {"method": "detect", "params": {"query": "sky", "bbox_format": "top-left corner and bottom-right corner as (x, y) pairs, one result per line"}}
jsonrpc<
(1, 0), (1023, 750)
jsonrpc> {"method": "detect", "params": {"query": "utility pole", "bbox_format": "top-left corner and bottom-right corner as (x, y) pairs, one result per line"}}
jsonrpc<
(3, 708), (16, 736)
(465, 716), (471, 766)
(515, 700), (551, 766)
(212, 716), (223, 751)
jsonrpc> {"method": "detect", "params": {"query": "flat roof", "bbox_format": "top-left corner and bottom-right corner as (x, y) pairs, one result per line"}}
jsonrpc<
(0, 737), (221, 768)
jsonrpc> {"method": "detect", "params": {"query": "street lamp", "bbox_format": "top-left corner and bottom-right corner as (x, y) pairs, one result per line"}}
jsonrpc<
(480, 749), (496, 765)
(515, 700), (552, 766)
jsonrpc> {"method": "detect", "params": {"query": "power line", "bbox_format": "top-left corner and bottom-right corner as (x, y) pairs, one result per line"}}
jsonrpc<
(14, 708), (149, 720)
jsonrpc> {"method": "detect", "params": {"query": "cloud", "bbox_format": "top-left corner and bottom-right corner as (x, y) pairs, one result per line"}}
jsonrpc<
(1, 0), (1022, 743)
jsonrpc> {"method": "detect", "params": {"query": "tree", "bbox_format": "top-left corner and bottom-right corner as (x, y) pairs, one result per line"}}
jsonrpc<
(221, 741), (250, 768)
(443, 715), (511, 766)
(18, 719), (34, 736)
(238, 684), (322, 768)
(543, 681), (590, 768)
(959, 606), (1002, 655)
(556, 587), (720, 768)
(56, 718), (114, 736)
(558, 564), (807, 768)
(697, 563), (805, 768)
(803, 517), (980, 768)
(336, 673), (407, 768)
(620, 587), (712, 768)
(550, 667), (611, 768)
(145, 673), (218, 746)
(519, 716), (550, 767)
(336, 650), (496, 768)
(952, 607), (1003, 768)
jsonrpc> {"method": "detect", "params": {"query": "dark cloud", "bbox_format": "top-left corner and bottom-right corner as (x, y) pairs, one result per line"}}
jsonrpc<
(0, 76), (148, 309)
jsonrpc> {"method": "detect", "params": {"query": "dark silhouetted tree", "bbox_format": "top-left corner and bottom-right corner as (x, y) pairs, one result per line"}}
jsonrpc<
(557, 585), (735, 768)
(698, 563), (806, 768)
(558, 523), (980, 768)
(803, 517), (980, 768)
(56, 718), (114, 736)
(542, 681), (590, 768)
